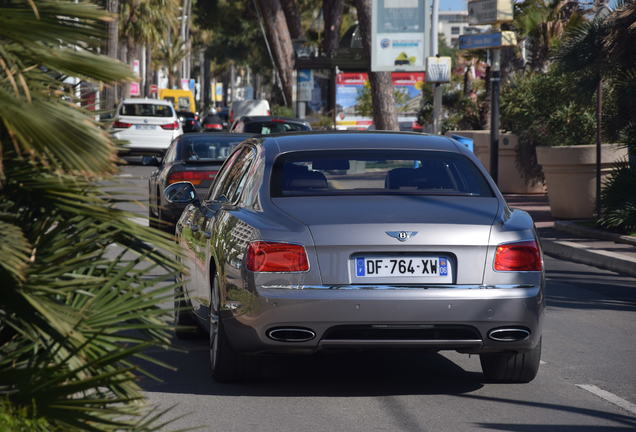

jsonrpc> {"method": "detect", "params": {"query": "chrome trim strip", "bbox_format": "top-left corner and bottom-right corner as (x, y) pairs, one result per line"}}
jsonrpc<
(259, 284), (536, 290)
(319, 339), (483, 347)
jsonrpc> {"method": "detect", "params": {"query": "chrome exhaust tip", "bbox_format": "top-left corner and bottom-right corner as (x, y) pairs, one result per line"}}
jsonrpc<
(267, 327), (316, 342)
(488, 328), (530, 342)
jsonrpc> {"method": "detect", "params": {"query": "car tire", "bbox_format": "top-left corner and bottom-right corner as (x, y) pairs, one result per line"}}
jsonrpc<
(480, 338), (542, 383)
(209, 275), (241, 382)
(174, 285), (201, 339)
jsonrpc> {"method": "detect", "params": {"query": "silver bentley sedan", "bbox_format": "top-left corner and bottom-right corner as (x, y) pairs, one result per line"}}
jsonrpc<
(165, 132), (544, 383)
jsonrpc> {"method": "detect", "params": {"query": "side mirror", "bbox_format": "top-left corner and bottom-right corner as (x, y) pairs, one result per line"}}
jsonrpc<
(164, 182), (199, 204)
(142, 155), (161, 166)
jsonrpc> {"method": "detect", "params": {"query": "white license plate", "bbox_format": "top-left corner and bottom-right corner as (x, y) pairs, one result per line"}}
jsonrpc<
(355, 256), (449, 278)
(135, 124), (156, 130)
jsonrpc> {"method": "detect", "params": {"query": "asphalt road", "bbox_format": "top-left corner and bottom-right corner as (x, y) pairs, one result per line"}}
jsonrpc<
(115, 163), (636, 432)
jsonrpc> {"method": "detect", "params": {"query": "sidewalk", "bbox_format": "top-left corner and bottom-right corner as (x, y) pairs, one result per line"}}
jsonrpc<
(505, 194), (636, 278)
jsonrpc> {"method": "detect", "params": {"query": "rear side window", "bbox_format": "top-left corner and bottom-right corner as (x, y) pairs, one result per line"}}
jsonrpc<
(271, 150), (493, 197)
(120, 103), (173, 117)
(180, 137), (244, 161)
(244, 121), (309, 134)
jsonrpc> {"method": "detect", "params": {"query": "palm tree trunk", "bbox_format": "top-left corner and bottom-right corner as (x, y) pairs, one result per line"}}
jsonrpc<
(354, 0), (398, 131)
(323, 0), (344, 57)
(256, 0), (295, 107)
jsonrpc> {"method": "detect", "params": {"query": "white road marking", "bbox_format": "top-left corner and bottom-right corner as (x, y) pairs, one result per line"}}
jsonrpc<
(116, 173), (133, 177)
(540, 360), (547, 365)
(128, 217), (148, 227)
(576, 384), (636, 415)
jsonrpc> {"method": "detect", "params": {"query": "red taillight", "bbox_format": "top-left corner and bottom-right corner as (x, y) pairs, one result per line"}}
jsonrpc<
(167, 170), (218, 186)
(494, 241), (542, 271)
(246, 241), (309, 272)
(204, 123), (223, 130)
(113, 120), (132, 128)
(160, 120), (180, 130)
(267, 110), (271, 115)
(412, 121), (423, 131)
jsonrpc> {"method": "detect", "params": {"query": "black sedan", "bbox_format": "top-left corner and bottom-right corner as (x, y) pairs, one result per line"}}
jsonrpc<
(147, 133), (254, 232)
(230, 116), (311, 134)
(177, 111), (201, 133)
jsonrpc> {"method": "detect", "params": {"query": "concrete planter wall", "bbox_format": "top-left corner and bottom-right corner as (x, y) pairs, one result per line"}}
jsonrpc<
(445, 130), (545, 194)
(536, 144), (627, 219)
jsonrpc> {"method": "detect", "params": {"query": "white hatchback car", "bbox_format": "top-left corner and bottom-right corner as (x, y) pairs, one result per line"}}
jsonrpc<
(113, 98), (183, 154)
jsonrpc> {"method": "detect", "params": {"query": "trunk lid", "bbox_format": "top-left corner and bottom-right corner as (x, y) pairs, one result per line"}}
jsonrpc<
(272, 195), (499, 285)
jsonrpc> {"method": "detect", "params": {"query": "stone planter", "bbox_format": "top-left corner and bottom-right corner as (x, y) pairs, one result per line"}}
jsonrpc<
(536, 144), (627, 219)
(446, 130), (545, 194)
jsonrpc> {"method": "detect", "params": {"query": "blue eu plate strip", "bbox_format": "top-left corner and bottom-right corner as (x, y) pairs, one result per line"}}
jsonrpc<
(439, 257), (448, 276)
(356, 257), (365, 276)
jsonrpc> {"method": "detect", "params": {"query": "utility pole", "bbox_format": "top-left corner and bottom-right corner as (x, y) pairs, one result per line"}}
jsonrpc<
(489, 37), (501, 185)
(431, 0), (442, 134)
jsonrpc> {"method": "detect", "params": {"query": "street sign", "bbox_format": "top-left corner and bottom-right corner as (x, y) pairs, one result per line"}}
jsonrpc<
(129, 82), (140, 96)
(371, 0), (429, 72)
(297, 69), (313, 102)
(149, 84), (158, 96)
(425, 57), (452, 83)
(468, 0), (513, 25)
(458, 31), (517, 50)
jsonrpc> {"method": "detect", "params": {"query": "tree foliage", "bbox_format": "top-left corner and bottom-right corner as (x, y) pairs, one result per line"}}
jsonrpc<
(1, 0), (184, 429)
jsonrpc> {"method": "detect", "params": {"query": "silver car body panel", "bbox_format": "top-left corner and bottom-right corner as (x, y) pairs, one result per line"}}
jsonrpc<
(175, 132), (544, 355)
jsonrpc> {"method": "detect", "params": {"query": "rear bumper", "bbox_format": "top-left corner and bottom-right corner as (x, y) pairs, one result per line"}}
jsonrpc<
(222, 283), (544, 354)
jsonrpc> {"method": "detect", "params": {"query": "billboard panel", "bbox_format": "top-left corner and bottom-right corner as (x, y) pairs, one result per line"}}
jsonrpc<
(371, 0), (429, 72)
(335, 72), (425, 129)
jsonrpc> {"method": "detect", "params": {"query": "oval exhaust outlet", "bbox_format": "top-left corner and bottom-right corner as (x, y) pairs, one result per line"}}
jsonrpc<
(268, 328), (316, 342)
(488, 328), (530, 342)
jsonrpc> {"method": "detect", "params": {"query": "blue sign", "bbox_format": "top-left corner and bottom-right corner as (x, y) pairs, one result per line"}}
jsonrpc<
(459, 32), (504, 50)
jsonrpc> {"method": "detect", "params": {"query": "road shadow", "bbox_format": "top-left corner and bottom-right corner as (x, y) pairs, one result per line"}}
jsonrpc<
(461, 393), (636, 432)
(138, 337), (484, 397)
(544, 258), (636, 312)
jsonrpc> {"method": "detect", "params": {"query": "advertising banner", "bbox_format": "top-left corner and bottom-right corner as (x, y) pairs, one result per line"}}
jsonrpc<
(335, 72), (425, 129)
(371, 0), (429, 72)
(129, 82), (140, 96)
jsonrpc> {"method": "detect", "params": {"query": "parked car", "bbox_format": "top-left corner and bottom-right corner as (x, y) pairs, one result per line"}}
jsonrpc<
(368, 121), (423, 132)
(228, 99), (270, 124)
(113, 98), (182, 154)
(201, 113), (225, 132)
(177, 110), (201, 133)
(164, 131), (545, 383)
(230, 116), (312, 134)
(147, 133), (254, 232)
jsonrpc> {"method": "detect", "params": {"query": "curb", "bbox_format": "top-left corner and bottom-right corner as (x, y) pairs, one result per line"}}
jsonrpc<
(554, 220), (636, 247)
(541, 238), (636, 278)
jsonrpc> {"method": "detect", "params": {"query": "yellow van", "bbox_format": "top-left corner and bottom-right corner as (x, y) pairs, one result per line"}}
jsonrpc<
(158, 89), (195, 113)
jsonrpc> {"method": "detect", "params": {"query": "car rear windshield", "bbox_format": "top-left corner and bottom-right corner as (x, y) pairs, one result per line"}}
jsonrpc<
(271, 150), (493, 197)
(244, 121), (309, 134)
(120, 103), (173, 117)
(180, 136), (246, 162)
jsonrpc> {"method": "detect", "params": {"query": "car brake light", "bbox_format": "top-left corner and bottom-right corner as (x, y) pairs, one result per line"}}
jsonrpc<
(267, 110), (271, 115)
(204, 123), (223, 130)
(494, 241), (542, 271)
(272, 118), (285, 123)
(412, 121), (423, 131)
(167, 170), (218, 186)
(246, 241), (309, 272)
(113, 121), (132, 128)
(160, 120), (179, 130)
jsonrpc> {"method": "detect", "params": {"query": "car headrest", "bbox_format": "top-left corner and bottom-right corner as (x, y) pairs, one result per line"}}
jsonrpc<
(287, 171), (328, 190)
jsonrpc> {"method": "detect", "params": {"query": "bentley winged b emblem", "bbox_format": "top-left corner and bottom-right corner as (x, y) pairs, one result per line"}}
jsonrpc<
(386, 231), (418, 242)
